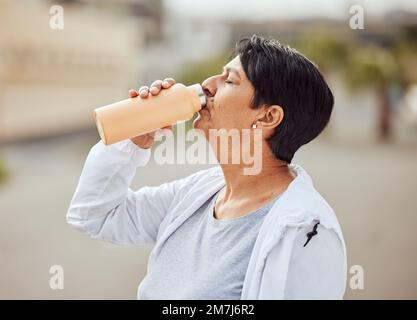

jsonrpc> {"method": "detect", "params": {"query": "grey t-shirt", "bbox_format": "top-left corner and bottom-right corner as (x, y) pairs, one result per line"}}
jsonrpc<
(138, 190), (281, 300)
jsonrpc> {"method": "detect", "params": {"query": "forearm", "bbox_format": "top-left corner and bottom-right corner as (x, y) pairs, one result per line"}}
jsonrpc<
(66, 139), (151, 242)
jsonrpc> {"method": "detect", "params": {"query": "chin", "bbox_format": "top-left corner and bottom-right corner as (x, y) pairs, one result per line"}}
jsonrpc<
(193, 116), (209, 138)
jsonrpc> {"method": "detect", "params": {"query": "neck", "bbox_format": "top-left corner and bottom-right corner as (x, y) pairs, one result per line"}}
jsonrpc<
(218, 144), (295, 202)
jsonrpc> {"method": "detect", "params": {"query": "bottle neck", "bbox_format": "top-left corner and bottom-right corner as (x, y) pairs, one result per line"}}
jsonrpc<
(187, 84), (206, 111)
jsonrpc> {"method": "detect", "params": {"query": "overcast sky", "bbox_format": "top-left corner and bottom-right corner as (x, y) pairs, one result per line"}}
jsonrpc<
(164, 0), (417, 21)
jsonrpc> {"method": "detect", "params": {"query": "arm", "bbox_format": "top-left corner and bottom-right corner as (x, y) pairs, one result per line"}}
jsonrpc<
(261, 223), (347, 299)
(67, 78), (180, 245)
(66, 139), (180, 246)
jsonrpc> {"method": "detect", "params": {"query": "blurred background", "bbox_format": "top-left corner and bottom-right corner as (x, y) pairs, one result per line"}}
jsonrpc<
(0, 0), (416, 299)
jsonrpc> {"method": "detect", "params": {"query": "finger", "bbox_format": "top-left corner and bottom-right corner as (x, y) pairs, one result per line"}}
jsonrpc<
(150, 80), (163, 95)
(138, 86), (149, 98)
(153, 128), (164, 139)
(160, 125), (174, 136)
(161, 125), (173, 131)
(129, 89), (138, 98)
(162, 78), (176, 88)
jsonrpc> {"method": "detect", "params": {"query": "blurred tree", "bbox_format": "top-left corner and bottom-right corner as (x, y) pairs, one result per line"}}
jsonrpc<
(394, 24), (417, 88)
(0, 156), (8, 184)
(296, 31), (408, 141)
(343, 45), (400, 141)
(177, 54), (229, 132)
(178, 54), (229, 86)
(295, 31), (351, 71)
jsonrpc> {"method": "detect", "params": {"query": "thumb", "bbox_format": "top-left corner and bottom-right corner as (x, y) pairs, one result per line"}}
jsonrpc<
(161, 125), (174, 136)
(154, 127), (173, 139)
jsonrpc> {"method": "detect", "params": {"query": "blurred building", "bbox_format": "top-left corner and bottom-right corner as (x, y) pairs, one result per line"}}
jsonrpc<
(0, 0), (155, 143)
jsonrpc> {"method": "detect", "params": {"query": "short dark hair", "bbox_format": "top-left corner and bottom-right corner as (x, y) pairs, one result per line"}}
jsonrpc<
(236, 35), (334, 163)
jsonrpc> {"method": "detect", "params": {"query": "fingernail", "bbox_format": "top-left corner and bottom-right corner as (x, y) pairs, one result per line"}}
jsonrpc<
(159, 129), (172, 137)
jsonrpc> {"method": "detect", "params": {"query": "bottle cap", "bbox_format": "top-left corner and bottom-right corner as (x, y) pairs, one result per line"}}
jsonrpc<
(188, 83), (206, 108)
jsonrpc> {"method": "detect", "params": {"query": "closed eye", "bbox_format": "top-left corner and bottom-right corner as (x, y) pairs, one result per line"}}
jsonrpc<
(221, 68), (234, 85)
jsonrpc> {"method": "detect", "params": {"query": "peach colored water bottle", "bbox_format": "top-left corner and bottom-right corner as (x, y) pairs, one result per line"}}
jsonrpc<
(93, 83), (206, 145)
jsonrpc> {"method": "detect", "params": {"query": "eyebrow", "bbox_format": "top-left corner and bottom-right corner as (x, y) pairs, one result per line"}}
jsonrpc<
(223, 66), (241, 79)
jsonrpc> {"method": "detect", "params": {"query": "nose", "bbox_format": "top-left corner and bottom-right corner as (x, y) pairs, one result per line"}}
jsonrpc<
(202, 76), (217, 99)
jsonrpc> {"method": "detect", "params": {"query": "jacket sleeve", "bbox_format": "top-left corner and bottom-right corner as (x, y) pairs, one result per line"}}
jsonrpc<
(261, 222), (347, 299)
(66, 139), (183, 246)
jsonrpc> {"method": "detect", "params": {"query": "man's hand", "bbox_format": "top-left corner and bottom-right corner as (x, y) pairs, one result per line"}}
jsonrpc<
(129, 78), (176, 149)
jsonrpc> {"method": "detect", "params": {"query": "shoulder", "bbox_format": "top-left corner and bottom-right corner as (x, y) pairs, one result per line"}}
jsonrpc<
(259, 220), (346, 299)
(288, 222), (345, 263)
(275, 164), (341, 232)
(284, 222), (347, 299)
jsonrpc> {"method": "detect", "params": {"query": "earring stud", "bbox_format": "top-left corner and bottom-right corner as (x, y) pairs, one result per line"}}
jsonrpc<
(252, 122), (257, 129)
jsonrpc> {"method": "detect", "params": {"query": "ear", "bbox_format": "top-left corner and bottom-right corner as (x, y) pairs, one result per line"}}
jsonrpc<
(257, 105), (284, 130)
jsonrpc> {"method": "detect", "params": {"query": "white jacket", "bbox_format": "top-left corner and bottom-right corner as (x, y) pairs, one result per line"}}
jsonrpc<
(67, 139), (347, 299)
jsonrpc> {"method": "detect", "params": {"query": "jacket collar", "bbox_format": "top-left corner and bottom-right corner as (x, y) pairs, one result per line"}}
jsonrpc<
(209, 163), (339, 227)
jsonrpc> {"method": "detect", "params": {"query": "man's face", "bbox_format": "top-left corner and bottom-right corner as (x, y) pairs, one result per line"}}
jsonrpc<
(193, 56), (260, 136)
